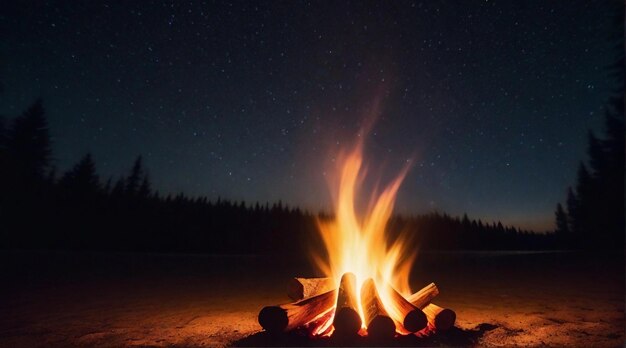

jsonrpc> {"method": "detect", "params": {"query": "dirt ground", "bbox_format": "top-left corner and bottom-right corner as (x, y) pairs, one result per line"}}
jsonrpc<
(1, 250), (623, 347)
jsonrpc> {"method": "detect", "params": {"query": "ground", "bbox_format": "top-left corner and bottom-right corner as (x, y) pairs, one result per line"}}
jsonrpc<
(1, 250), (623, 347)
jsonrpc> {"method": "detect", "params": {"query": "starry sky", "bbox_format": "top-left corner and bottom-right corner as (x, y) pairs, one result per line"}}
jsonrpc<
(1, 1), (621, 231)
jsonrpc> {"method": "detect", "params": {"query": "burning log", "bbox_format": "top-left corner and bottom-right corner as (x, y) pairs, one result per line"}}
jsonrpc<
(258, 288), (338, 333)
(299, 307), (336, 337)
(360, 278), (396, 339)
(262, 276), (454, 339)
(406, 284), (455, 331)
(382, 282), (428, 333)
(422, 303), (456, 331)
(332, 272), (362, 336)
(407, 282), (439, 309)
(287, 277), (335, 300)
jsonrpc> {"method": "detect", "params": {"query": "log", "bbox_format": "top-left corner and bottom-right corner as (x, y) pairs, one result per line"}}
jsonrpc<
(332, 272), (362, 336)
(406, 282), (439, 309)
(298, 306), (336, 337)
(422, 303), (456, 331)
(360, 278), (396, 339)
(382, 282), (427, 333)
(287, 277), (335, 300)
(258, 288), (338, 333)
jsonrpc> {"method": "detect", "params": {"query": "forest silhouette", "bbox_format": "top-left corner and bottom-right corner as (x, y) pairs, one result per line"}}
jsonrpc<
(553, 18), (625, 252)
(0, 96), (621, 256)
(554, 94), (624, 251)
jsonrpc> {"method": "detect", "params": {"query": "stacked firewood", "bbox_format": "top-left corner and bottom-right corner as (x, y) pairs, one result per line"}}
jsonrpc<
(258, 272), (455, 339)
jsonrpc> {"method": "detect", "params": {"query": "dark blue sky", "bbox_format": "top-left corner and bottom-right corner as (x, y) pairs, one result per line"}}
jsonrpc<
(1, 1), (621, 231)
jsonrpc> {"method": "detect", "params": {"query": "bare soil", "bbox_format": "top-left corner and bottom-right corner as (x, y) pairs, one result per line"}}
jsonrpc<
(0, 250), (623, 347)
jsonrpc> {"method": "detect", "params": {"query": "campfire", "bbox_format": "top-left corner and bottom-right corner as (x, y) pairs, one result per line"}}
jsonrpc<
(258, 138), (456, 340)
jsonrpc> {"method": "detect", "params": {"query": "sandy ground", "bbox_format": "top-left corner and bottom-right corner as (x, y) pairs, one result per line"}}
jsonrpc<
(0, 250), (623, 347)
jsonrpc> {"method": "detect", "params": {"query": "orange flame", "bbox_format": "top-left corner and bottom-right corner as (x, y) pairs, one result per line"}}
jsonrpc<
(314, 138), (416, 333)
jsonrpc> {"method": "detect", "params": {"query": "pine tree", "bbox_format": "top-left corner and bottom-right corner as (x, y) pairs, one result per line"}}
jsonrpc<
(138, 174), (152, 198)
(587, 130), (606, 178)
(461, 213), (470, 227)
(6, 99), (52, 182)
(574, 163), (594, 237)
(103, 177), (113, 195)
(600, 103), (625, 249)
(565, 187), (578, 235)
(111, 177), (125, 197)
(0, 115), (7, 185)
(125, 156), (143, 195)
(0, 115), (6, 152)
(60, 153), (100, 195)
(601, 0), (625, 249)
(555, 203), (569, 235)
(46, 166), (57, 186)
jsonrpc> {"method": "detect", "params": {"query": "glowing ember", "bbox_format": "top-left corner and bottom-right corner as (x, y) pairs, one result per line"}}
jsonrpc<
(313, 137), (416, 335)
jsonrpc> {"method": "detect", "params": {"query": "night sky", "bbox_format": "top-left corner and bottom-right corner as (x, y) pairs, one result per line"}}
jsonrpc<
(1, 1), (621, 231)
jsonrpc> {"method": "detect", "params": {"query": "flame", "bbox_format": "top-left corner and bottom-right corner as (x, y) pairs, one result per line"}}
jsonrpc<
(314, 138), (416, 334)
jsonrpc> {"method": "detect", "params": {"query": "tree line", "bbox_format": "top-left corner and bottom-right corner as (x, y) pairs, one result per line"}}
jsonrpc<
(0, 100), (561, 255)
(553, 9), (624, 252)
(554, 94), (624, 250)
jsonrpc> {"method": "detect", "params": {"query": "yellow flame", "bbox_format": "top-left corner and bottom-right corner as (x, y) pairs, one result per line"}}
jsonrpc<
(315, 139), (415, 332)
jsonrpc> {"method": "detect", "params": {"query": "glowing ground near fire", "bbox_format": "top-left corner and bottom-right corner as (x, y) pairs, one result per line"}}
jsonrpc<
(1, 251), (622, 347)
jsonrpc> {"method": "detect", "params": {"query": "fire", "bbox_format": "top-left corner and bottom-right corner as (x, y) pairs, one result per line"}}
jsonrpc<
(314, 138), (416, 335)
(257, 132), (454, 338)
